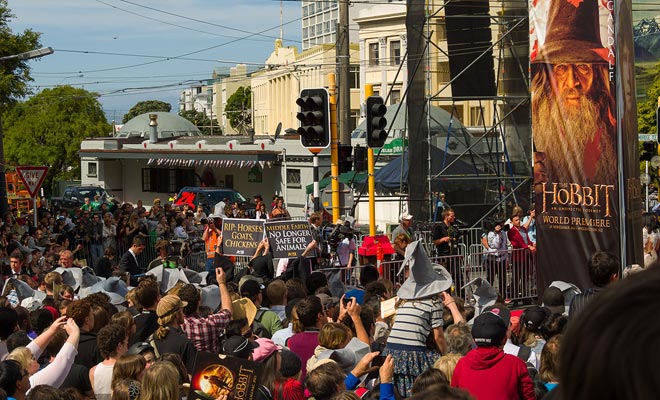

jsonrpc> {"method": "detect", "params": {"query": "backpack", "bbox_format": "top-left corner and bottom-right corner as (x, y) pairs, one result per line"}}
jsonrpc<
(252, 309), (271, 339)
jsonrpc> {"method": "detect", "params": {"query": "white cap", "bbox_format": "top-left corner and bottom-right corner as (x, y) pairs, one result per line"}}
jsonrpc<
(400, 213), (413, 221)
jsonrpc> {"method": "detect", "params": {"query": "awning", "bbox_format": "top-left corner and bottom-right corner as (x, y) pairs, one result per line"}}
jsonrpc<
(147, 159), (273, 169)
(305, 171), (367, 194)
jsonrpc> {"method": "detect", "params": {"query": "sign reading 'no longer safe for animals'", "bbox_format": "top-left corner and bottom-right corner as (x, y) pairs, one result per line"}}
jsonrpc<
(221, 218), (264, 257)
(264, 220), (316, 259)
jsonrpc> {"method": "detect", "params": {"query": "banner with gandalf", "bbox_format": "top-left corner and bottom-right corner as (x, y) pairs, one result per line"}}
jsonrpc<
(530, 0), (636, 291)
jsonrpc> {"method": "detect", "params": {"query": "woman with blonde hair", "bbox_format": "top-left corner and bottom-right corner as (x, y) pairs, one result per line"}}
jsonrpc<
(150, 295), (197, 373)
(111, 354), (146, 385)
(7, 317), (80, 389)
(139, 361), (180, 400)
(433, 353), (463, 382)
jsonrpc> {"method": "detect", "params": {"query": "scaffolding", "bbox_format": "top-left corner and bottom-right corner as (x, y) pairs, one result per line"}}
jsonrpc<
(396, 0), (533, 227)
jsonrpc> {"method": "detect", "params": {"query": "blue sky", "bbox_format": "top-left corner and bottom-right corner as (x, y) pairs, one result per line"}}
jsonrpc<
(8, 0), (302, 122)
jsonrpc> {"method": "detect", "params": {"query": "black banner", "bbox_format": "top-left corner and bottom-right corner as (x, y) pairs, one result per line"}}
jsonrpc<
(264, 220), (315, 259)
(221, 218), (264, 257)
(188, 351), (263, 400)
(530, 0), (623, 291)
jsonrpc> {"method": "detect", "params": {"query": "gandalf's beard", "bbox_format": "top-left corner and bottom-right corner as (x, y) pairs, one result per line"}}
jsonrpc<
(533, 85), (605, 182)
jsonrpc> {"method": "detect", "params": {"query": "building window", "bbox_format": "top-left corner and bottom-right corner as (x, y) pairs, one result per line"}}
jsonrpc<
(439, 61), (451, 84)
(391, 90), (401, 104)
(142, 168), (195, 193)
(369, 43), (379, 66)
(348, 65), (360, 89)
(287, 169), (301, 188)
(310, 25), (315, 36)
(437, 20), (447, 41)
(470, 106), (484, 125)
(390, 40), (401, 65)
(87, 162), (97, 177)
(324, 21), (331, 33)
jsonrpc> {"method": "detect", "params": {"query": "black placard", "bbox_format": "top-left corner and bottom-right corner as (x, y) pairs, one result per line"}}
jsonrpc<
(264, 220), (316, 259)
(221, 218), (264, 257)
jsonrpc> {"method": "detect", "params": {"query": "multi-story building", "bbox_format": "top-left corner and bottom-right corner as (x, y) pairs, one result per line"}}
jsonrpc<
(251, 39), (361, 136)
(213, 64), (254, 136)
(301, 0), (377, 51)
(179, 79), (215, 118)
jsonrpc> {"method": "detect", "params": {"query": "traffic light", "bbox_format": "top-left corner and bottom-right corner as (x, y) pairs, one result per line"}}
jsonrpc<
(296, 88), (330, 148)
(354, 145), (367, 172)
(641, 141), (657, 161)
(338, 144), (353, 174)
(366, 96), (388, 148)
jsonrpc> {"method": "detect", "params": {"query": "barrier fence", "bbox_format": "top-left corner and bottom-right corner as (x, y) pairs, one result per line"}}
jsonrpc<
(322, 247), (537, 304)
(72, 234), (535, 303)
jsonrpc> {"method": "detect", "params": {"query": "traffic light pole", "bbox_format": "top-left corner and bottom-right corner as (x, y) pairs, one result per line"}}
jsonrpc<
(329, 74), (340, 222)
(365, 85), (376, 237)
(313, 153), (320, 212)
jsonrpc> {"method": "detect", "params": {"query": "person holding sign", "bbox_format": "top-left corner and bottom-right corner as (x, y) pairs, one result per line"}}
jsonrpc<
(202, 217), (221, 276)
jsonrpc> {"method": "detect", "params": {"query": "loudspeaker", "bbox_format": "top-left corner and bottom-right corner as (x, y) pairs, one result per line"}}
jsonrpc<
(443, 0), (496, 98)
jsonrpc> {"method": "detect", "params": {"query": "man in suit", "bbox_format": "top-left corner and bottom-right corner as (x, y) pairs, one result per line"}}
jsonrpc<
(119, 237), (146, 285)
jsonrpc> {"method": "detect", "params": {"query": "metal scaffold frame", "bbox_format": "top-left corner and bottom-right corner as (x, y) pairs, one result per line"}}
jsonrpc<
(394, 0), (534, 228)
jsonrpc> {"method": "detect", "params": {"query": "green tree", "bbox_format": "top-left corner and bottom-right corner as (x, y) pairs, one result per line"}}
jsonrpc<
(178, 109), (220, 135)
(0, 1), (42, 111)
(2, 86), (111, 192)
(225, 87), (252, 134)
(638, 61), (660, 135)
(122, 100), (172, 123)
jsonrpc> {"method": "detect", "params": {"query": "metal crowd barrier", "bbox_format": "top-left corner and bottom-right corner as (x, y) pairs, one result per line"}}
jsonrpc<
(326, 247), (537, 304)
(72, 233), (536, 303)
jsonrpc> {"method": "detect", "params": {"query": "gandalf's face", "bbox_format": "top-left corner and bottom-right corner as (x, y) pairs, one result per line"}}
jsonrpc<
(552, 63), (594, 107)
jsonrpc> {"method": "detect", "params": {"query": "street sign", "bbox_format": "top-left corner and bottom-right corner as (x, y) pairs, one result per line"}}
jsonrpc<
(639, 134), (658, 142)
(15, 166), (48, 198)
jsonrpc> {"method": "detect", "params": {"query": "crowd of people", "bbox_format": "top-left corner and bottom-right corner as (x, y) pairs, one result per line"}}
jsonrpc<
(0, 194), (655, 400)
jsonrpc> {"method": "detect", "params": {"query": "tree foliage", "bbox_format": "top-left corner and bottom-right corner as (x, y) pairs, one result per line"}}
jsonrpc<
(225, 87), (252, 134)
(2, 86), (111, 191)
(122, 100), (172, 123)
(638, 63), (660, 135)
(0, 1), (42, 111)
(178, 109), (220, 135)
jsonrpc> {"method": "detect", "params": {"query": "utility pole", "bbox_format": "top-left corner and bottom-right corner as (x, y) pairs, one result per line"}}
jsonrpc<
(337, 0), (351, 145)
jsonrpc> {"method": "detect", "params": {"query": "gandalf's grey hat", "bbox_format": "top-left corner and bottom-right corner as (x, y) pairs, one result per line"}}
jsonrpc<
(467, 277), (498, 318)
(396, 241), (453, 300)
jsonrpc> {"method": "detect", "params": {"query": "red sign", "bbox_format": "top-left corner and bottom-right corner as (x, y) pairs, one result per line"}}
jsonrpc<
(16, 166), (49, 198)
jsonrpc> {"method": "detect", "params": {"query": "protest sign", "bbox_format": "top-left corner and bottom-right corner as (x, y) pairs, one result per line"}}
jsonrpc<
(264, 220), (315, 259)
(221, 218), (264, 257)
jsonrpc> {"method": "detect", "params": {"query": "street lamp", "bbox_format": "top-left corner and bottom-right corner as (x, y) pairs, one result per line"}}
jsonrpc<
(0, 46), (54, 62)
(0, 46), (55, 216)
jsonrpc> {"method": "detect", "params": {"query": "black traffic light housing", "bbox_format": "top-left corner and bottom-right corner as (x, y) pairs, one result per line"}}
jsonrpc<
(354, 145), (367, 172)
(366, 96), (388, 148)
(641, 141), (657, 161)
(338, 144), (353, 174)
(296, 88), (330, 148)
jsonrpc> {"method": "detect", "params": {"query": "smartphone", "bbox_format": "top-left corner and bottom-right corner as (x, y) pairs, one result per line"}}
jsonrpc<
(371, 355), (386, 367)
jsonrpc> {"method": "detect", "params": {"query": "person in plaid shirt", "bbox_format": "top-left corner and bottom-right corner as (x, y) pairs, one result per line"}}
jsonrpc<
(179, 267), (232, 353)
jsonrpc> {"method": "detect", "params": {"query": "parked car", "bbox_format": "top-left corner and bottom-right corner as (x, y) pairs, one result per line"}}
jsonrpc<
(174, 187), (255, 217)
(51, 186), (119, 213)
